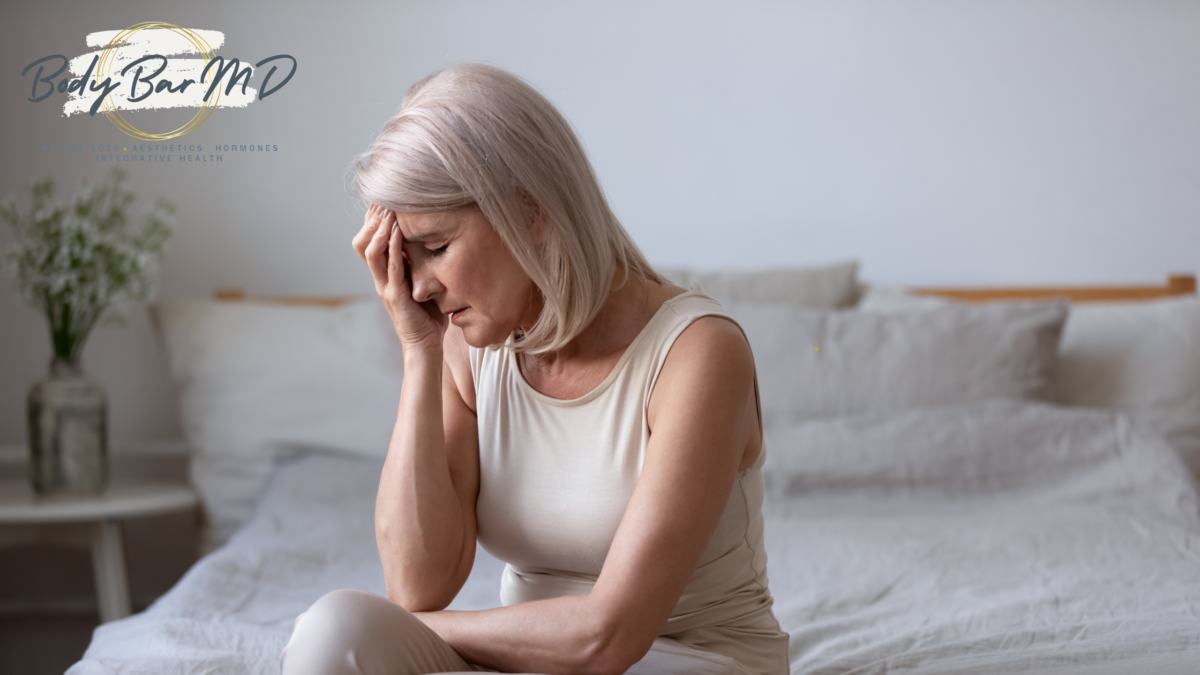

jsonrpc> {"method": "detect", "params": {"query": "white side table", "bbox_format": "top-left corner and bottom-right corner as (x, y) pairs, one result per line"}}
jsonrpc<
(0, 479), (199, 623)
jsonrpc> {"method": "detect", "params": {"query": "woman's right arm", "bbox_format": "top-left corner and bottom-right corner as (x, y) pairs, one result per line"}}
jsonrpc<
(353, 205), (480, 611)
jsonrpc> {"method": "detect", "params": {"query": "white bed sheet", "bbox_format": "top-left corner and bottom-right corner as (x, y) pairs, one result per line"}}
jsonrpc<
(67, 401), (1200, 674)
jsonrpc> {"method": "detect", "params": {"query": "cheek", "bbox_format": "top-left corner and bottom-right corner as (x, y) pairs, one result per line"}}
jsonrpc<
(460, 237), (531, 318)
(463, 251), (507, 295)
(494, 267), (533, 312)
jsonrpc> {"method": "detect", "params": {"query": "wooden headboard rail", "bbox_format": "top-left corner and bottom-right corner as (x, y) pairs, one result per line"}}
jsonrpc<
(912, 274), (1195, 303)
(214, 274), (1197, 307)
(212, 288), (364, 307)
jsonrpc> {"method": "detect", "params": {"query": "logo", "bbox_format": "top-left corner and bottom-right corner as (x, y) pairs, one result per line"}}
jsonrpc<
(21, 22), (296, 141)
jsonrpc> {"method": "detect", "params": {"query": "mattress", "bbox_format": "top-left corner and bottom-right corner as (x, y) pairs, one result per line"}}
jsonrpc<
(67, 400), (1200, 674)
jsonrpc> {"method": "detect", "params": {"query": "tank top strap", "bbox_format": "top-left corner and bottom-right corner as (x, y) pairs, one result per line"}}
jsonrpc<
(634, 283), (765, 443)
(638, 283), (729, 400)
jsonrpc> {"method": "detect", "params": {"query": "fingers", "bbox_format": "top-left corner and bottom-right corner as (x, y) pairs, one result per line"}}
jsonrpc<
(387, 215), (406, 297)
(351, 204), (375, 263)
(352, 203), (383, 264)
(363, 207), (394, 290)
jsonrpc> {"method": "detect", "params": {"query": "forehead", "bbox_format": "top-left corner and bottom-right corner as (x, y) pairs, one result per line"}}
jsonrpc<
(394, 209), (470, 243)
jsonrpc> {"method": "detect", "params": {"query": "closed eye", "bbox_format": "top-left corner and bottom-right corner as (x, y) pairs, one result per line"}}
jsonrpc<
(426, 244), (449, 257)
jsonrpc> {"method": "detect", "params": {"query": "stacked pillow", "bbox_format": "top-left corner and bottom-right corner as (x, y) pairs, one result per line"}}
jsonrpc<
(723, 300), (1068, 426)
(857, 286), (1200, 477)
(665, 275), (1071, 492)
(658, 261), (1071, 425)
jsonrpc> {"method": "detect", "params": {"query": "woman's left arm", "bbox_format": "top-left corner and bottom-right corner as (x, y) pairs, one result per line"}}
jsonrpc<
(415, 317), (757, 675)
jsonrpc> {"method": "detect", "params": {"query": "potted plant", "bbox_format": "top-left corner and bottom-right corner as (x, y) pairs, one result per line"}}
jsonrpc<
(2, 167), (173, 494)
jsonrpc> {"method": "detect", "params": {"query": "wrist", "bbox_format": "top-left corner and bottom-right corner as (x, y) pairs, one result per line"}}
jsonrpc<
(411, 610), (452, 645)
(403, 348), (443, 373)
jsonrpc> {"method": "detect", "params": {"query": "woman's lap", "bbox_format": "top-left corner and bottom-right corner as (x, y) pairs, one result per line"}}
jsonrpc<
(280, 588), (758, 675)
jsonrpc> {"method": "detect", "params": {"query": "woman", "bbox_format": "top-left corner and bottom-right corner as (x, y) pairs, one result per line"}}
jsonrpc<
(280, 63), (789, 675)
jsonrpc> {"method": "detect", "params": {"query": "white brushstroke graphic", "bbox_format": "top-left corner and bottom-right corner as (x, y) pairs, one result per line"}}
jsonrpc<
(64, 28), (258, 117)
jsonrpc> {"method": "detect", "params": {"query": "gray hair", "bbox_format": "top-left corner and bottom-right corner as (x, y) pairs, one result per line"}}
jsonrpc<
(351, 63), (662, 354)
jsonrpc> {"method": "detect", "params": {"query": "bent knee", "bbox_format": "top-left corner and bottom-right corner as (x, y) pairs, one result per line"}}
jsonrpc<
(307, 589), (393, 620)
(298, 589), (424, 637)
(282, 589), (419, 674)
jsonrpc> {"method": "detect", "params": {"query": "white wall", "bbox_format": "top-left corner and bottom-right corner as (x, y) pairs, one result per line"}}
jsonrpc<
(1, 0), (1197, 444)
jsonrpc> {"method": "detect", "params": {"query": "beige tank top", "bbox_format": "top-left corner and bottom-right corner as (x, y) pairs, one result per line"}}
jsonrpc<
(469, 285), (789, 675)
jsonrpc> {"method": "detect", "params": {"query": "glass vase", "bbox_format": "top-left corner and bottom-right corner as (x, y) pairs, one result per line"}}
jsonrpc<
(27, 358), (108, 494)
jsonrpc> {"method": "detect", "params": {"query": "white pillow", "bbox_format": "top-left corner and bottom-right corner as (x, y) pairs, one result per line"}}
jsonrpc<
(724, 300), (1067, 426)
(656, 260), (859, 308)
(857, 286), (1200, 476)
(1055, 297), (1200, 476)
(151, 298), (402, 553)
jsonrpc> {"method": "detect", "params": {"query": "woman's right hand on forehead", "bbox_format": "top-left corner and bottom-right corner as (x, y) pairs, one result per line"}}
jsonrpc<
(353, 203), (448, 357)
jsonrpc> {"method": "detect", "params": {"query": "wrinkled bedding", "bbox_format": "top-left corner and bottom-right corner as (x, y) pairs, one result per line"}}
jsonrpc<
(67, 401), (1200, 674)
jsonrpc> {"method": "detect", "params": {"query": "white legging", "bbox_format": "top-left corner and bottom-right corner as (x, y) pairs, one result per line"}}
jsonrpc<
(280, 589), (756, 675)
(279, 589), (519, 674)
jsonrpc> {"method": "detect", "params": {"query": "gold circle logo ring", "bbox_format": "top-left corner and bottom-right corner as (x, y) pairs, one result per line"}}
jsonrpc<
(94, 22), (219, 141)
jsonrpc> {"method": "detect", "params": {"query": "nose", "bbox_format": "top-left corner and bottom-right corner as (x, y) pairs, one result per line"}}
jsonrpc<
(409, 259), (445, 304)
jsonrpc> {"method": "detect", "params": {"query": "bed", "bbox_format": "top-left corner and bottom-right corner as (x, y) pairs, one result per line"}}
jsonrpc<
(66, 266), (1200, 675)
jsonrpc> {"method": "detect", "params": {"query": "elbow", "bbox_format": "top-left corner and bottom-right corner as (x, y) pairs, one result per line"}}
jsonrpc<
(377, 551), (457, 612)
(588, 653), (639, 675)
(384, 584), (448, 613)
(582, 642), (645, 675)
(380, 555), (461, 611)
(375, 525), (463, 612)
(576, 607), (653, 675)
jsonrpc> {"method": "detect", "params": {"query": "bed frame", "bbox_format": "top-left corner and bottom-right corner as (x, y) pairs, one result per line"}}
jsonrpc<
(213, 274), (1197, 305)
(912, 274), (1196, 303)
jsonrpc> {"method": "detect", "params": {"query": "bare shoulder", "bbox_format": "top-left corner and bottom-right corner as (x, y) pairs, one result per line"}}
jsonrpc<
(442, 325), (476, 412)
(648, 316), (755, 419)
(668, 315), (754, 372)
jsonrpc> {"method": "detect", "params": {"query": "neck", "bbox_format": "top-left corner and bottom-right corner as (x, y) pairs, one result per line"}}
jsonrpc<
(524, 270), (655, 366)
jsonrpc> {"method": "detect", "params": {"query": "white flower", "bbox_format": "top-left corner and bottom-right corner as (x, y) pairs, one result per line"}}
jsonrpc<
(2, 168), (173, 362)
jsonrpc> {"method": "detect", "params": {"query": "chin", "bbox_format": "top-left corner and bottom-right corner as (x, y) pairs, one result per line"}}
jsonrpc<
(461, 332), (487, 349)
(459, 325), (502, 350)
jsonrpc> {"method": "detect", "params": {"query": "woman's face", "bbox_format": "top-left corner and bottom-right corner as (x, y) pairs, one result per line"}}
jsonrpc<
(395, 206), (542, 348)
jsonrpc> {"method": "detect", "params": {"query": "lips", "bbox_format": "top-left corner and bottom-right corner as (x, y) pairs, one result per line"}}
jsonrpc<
(447, 307), (468, 323)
